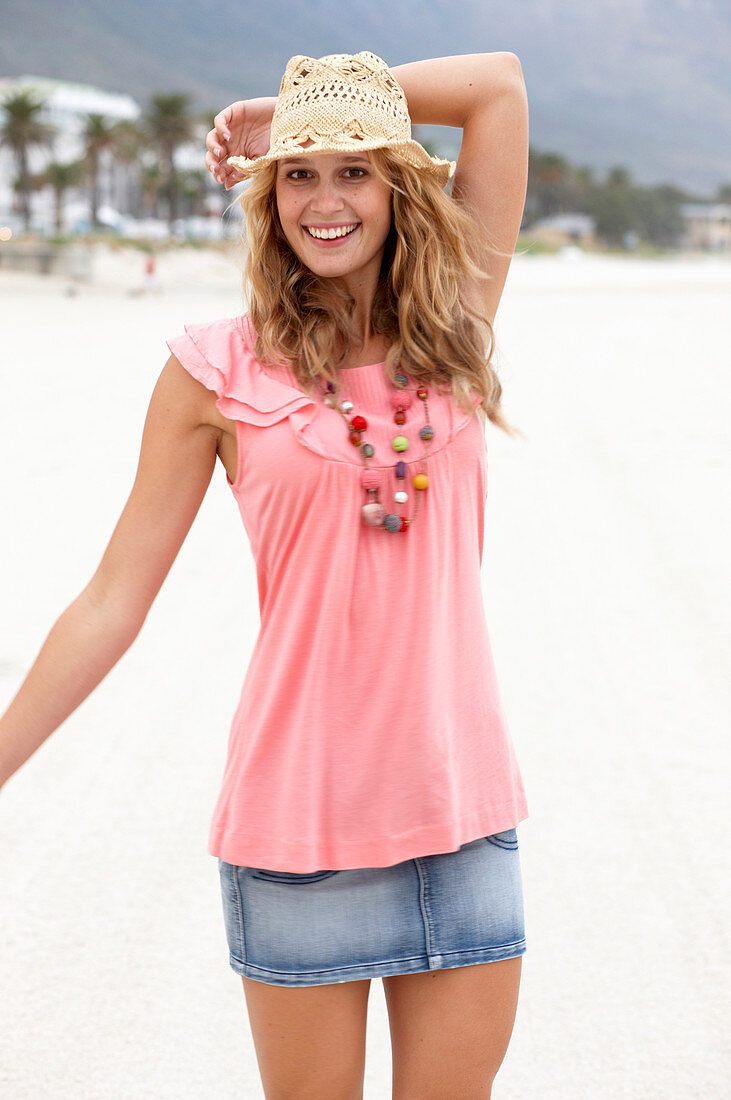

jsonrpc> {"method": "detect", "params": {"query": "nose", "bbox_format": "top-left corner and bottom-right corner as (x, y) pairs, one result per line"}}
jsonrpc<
(309, 178), (346, 216)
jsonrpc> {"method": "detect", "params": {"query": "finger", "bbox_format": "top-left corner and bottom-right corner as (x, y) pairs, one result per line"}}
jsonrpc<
(206, 130), (226, 160)
(213, 107), (232, 141)
(205, 156), (223, 185)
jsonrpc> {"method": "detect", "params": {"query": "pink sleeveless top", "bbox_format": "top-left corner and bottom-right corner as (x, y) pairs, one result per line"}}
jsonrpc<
(167, 315), (528, 872)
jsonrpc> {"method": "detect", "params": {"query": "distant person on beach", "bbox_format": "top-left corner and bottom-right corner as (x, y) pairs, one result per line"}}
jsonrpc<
(0, 51), (530, 1097)
(143, 253), (158, 292)
(128, 251), (159, 297)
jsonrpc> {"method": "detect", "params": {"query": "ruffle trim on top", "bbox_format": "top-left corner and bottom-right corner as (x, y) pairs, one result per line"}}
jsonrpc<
(166, 315), (319, 432)
(166, 315), (483, 466)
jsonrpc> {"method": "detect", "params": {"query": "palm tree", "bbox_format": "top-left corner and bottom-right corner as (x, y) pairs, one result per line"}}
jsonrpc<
(179, 168), (210, 218)
(606, 165), (633, 189)
(43, 160), (85, 235)
(528, 151), (570, 218)
(109, 118), (147, 220)
(139, 163), (166, 219)
(82, 113), (116, 228)
(144, 93), (195, 232)
(111, 118), (145, 163)
(0, 91), (56, 230)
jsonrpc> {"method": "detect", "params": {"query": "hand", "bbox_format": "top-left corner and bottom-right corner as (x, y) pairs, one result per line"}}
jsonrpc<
(205, 96), (278, 190)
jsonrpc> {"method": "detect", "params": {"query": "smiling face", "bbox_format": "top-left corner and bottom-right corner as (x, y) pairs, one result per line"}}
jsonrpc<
(274, 151), (393, 286)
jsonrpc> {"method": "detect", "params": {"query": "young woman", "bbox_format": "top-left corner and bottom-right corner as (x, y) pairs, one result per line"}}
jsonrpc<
(1, 51), (530, 1099)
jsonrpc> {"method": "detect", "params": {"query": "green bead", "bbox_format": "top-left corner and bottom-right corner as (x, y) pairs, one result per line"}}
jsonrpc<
(392, 435), (409, 452)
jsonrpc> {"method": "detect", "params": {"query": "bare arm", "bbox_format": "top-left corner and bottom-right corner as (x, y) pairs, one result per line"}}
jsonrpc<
(390, 53), (529, 325)
(0, 355), (220, 789)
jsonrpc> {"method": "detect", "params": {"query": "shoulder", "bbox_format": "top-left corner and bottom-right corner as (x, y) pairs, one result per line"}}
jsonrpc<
(164, 315), (253, 433)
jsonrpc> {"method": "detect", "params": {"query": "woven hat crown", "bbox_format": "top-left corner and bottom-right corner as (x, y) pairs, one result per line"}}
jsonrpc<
(273, 51), (410, 149)
(228, 51), (455, 186)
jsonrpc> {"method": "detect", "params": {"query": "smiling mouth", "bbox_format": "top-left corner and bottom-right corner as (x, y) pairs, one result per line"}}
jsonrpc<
(303, 223), (361, 240)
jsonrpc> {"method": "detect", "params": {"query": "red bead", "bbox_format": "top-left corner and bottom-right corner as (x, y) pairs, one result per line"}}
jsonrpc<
(399, 516), (408, 531)
(417, 386), (428, 399)
(351, 415), (367, 431)
(394, 411), (406, 425)
(349, 430), (362, 446)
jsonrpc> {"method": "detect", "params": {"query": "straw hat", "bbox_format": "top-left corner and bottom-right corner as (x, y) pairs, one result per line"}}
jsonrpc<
(227, 51), (456, 188)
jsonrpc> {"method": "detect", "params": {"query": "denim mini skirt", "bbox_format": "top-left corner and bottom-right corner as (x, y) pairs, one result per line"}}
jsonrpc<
(217, 828), (526, 987)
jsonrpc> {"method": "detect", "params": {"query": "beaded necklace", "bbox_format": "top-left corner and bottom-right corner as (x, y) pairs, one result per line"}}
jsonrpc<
(322, 367), (433, 533)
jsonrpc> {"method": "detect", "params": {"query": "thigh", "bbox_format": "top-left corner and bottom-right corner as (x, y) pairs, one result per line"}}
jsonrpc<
(383, 956), (522, 1099)
(241, 974), (371, 1100)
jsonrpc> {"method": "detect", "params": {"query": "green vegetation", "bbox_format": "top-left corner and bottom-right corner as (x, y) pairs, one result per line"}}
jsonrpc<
(525, 151), (725, 249)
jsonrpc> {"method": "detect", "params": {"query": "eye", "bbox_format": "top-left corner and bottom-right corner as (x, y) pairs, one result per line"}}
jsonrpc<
(285, 167), (368, 181)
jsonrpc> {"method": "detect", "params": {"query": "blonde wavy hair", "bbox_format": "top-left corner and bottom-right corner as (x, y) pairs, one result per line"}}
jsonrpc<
(236, 146), (522, 437)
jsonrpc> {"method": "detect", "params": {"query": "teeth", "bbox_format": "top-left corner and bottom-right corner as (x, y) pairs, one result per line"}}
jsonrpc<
(306, 224), (359, 240)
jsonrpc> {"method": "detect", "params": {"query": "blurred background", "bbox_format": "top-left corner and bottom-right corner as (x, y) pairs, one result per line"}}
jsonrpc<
(1, 4), (729, 1099)
(0, 0), (729, 261)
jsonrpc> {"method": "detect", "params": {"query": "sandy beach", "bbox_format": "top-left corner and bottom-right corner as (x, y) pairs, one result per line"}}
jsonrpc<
(1, 246), (729, 1098)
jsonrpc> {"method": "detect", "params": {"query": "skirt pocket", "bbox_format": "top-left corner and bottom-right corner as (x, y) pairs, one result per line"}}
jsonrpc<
(484, 828), (519, 850)
(249, 868), (340, 884)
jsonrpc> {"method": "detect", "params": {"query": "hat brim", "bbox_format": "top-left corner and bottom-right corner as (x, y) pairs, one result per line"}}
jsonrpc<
(227, 140), (456, 188)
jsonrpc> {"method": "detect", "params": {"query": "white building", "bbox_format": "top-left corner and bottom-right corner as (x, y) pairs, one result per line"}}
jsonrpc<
(679, 203), (730, 252)
(0, 75), (141, 231)
(523, 212), (597, 245)
(0, 75), (227, 235)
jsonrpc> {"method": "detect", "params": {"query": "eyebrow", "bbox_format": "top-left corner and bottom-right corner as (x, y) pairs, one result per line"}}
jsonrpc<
(280, 155), (370, 167)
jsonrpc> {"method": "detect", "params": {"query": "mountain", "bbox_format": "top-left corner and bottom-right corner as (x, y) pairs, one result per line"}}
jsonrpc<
(1, 0), (729, 194)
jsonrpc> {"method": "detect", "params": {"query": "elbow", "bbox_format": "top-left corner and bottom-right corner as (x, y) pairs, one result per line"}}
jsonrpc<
(492, 52), (525, 91)
(83, 578), (150, 641)
(499, 52), (523, 77)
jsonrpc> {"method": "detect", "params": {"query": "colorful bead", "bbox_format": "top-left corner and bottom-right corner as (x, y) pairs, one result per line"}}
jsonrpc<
(321, 363), (433, 533)
(362, 502), (386, 526)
